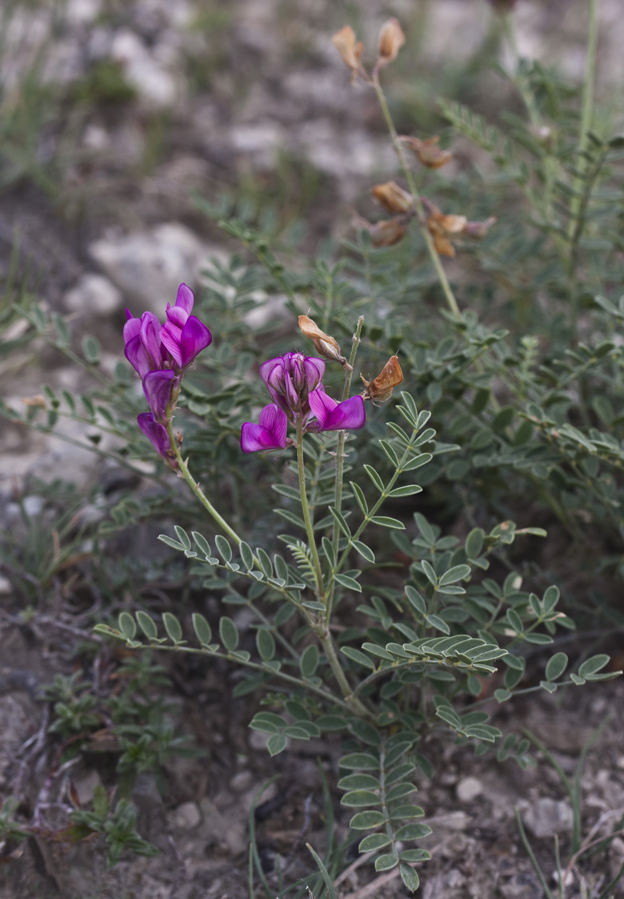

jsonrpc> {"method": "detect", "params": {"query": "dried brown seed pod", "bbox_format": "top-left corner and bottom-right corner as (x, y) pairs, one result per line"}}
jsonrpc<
(376, 18), (406, 69)
(332, 26), (365, 81)
(399, 135), (453, 169)
(371, 181), (413, 214)
(298, 314), (351, 370)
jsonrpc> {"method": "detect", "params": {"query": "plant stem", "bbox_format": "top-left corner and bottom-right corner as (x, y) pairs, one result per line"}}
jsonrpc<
(295, 419), (325, 601)
(372, 76), (462, 322)
(326, 316), (364, 624)
(166, 416), (244, 547)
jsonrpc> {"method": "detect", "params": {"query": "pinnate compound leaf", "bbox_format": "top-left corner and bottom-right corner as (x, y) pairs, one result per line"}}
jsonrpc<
(364, 465), (385, 492)
(256, 628), (275, 661)
(438, 564), (471, 586)
(349, 810), (386, 830)
(388, 485), (423, 497)
(174, 526), (191, 550)
(352, 540), (375, 563)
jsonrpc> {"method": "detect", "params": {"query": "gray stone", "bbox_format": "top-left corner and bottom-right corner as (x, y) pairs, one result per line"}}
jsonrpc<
(64, 273), (122, 317)
(172, 800), (201, 830)
(456, 776), (483, 803)
(73, 769), (101, 805)
(89, 222), (228, 314)
(499, 873), (544, 899)
(229, 770), (252, 793)
(523, 797), (574, 838)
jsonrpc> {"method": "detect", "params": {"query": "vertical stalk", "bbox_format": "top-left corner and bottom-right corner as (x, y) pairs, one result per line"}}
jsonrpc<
(372, 76), (462, 322)
(166, 417), (244, 547)
(326, 316), (364, 624)
(295, 419), (325, 602)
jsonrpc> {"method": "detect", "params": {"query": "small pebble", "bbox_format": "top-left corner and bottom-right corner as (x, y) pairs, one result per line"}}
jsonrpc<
(0, 576), (11, 596)
(173, 801), (201, 830)
(229, 770), (252, 792)
(456, 776), (483, 803)
(523, 798), (573, 838)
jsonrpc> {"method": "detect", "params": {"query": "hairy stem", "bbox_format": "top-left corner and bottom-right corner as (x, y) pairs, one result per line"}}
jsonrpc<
(166, 416), (243, 547)
(372, 76), (461, 322)
(327, 316), (365, 624)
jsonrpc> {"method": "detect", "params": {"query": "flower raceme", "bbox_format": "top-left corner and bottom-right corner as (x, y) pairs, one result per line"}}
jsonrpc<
(124, 284), (212, 465)
(241, 354), (366, 453)
(259, 352), (325, 420)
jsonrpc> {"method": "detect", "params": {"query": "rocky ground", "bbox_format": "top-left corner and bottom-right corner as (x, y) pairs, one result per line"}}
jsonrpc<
(1, 0), (624, 896)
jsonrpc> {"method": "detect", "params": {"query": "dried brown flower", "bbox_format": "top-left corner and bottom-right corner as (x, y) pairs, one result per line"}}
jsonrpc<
(463, 217), (497, 239)
(332, 26), (364, 81)
(361, 355), (404, 403)
(22, 395), (47, 409)
(376, 18), (406, 69)
(399, 135), (453, 169)
(298, 314), (351, 370)
(423, 198), (467, 258)
(371, 181), (413, 214)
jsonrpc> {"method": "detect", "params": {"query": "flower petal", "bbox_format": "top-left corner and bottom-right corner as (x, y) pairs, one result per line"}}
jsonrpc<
(137, 412), (171, 458)
(303, 356), (325, 391)
(179, 316), (212, 368)
(165, 305), (188, 328)
(175, 283), (194, 314)
(258, 403), (288, 446)
(123, 313), (141, 344)
(143, 369), (176, 420)
(125, 334), (152, 379)
(140, 313), (163, 369)
(308, 388), (337, 428)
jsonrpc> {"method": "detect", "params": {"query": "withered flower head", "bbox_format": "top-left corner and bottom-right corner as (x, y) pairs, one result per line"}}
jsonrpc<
(353, 214), (407, 248)
(298, 314), (352, 370)
(399, 135), (453, 169)
(332, 25), (364, 81)
(376, 18), (406, 69)
(422, 197), (467, 258)
(361, 355), (404, 403)
(371, 181), (413, 214)
(463, 217), (497, 239)
(22, 395), (47, 409)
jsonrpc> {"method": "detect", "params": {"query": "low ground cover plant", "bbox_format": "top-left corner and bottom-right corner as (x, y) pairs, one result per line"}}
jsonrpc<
(1, 0), (624, 894)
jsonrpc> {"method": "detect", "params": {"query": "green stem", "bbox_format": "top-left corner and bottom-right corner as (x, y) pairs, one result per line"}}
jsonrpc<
(166, 416), (243, 547)
(327, 316), (365, 624)
(372, 76), (461, 322)
(295, 420), (325, 602)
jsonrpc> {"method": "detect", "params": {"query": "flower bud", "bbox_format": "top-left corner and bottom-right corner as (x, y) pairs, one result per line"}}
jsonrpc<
(332, 26), (364, 81)
(371, 181), (413, 214)
(376, 18), (406, 69)
(361, 355), (403, 403)
(298, 315), (352, 370)
(399, 135), (453, 169)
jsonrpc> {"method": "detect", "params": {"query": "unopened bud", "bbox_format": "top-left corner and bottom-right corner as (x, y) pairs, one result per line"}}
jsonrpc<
(371, 181), (413, 214)
(361, 356), (404, 403)
(332, 26), (365, 82)
(298, 314), (352, 370)
(399, 135), (453, 169)
(377, 18), (406, 69)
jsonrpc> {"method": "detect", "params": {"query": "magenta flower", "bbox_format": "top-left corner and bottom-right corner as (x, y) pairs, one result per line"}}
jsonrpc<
(143, 369), (177, 422)
(308, 388), (366, 432)
(241, 404), (290, 453)
(124, 311), (165, 379)
(137, 412), (175, 465)
(259, 353), (325, 420)
(160, 283), (212, 369)
(123, 284), (212, 378)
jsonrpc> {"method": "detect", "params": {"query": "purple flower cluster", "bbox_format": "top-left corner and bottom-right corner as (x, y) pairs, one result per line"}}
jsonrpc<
(241, 352), (365, 453)
(124, 284), (212, 463)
